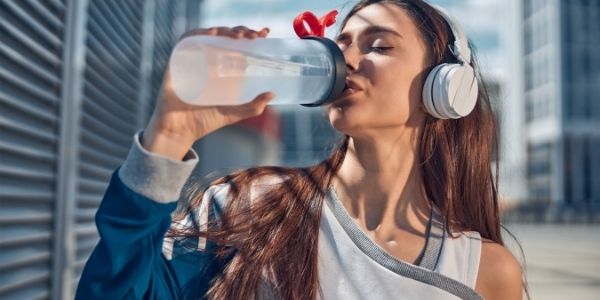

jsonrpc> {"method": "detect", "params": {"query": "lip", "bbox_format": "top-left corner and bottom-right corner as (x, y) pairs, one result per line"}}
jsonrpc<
(334, 78), (364, 100)
(345, 79), (364, 92)
(340, 87), (360, 97)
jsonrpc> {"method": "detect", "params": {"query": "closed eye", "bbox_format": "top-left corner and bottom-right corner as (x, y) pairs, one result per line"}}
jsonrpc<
(370, 46), (394, 53)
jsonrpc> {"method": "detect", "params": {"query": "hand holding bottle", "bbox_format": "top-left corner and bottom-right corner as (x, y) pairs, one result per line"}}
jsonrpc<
(142, 26), (275, 161)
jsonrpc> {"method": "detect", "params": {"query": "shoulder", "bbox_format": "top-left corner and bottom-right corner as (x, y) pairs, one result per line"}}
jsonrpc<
(475, 238), (523, 300)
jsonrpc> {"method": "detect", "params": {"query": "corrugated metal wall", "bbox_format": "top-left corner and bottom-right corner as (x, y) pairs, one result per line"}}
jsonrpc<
(0, 0), (65, 298)
(0, 0), (202, 299)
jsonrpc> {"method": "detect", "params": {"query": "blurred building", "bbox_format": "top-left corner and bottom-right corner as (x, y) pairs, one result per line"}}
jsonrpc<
(275, 106), (341, 167)
(494, 0), (527, 209)
(192, 108), (282, 179)
(519, 0), (600, 220)
(0, 0), (203, 299)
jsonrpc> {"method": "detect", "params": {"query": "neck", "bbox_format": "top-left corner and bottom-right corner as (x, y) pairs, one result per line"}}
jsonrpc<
(333, 129), (430, 232)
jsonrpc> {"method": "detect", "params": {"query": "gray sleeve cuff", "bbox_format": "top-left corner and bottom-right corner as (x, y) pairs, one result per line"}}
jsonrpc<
(118, 130), (199, 203)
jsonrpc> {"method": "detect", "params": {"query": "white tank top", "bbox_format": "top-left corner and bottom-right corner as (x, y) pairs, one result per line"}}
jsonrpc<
(318, 186), (482, 300)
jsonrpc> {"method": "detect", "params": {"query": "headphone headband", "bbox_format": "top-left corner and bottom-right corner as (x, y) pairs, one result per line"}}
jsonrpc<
(431, 5), (471, 64)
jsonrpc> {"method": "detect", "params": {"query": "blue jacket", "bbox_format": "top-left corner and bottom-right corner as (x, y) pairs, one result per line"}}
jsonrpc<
(75, 169), (224, 299)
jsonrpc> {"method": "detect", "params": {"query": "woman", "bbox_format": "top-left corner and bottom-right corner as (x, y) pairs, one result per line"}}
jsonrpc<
(76, 0), (524, 299)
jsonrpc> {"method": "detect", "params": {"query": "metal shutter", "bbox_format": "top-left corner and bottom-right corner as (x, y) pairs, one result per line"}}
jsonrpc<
(0, 0), (66, 299)
(0, 0), (201, 299)
(147, 0), (180, 118)
(70, 0), (146, 293)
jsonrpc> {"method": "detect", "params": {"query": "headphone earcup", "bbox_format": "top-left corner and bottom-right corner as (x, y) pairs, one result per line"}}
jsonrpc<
(422, 64), (447, 119)
(422, 63), (478, 119)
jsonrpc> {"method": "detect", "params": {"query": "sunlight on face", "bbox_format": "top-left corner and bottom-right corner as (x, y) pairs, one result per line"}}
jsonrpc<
(326, 3), (429, 137)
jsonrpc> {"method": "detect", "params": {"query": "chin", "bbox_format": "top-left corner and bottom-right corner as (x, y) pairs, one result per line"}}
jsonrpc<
(327, 106), (363, 135)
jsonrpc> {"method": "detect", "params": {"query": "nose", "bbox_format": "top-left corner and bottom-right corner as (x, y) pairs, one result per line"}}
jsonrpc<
(341, 44), (359, 73)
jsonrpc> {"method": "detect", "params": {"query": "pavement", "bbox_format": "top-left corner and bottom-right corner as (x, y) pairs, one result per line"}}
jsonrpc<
(504, 224), (600, 300)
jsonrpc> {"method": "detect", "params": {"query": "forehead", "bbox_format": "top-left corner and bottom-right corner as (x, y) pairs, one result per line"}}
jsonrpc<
(342, 3), (414, 33)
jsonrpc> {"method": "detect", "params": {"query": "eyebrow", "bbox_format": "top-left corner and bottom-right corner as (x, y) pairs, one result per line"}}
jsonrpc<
(335, 25), (403, 43)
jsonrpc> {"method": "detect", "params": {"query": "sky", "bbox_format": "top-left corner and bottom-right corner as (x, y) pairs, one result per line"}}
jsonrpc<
(200, 0), (507, 78)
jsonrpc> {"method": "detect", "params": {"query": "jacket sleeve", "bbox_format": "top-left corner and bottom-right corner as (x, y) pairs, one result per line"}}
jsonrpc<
(75, 131), (228, 300)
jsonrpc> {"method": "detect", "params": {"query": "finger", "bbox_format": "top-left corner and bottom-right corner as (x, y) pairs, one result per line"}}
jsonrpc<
(239, 92), (276, 118)
(230, 29), (244, 38)
(257, 27), (270, 38)
(179, 27), (217, 40)
(245, 31), (259, 39)
(205, 27), (219, 35)
(235, 26), (263, 39)
(231, 25), (250, 31)
(231, 26), (261, 39)
(211, 26), (238, 38)
(219, 92), (275, 125)
(251, 91), (276, 105)
(181, 26), (268, 40)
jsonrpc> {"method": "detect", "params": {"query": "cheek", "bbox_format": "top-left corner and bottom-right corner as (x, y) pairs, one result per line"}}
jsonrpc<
(372, 61), (422, 114)
(381, 56), (427, 101)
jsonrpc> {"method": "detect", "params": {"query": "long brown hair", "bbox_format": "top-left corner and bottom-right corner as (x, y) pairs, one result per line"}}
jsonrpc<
(171, 1), (504, 299)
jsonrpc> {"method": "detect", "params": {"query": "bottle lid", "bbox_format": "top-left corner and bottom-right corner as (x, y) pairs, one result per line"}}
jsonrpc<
(293, 10), (338, 38)
(299, 37), (347, 107)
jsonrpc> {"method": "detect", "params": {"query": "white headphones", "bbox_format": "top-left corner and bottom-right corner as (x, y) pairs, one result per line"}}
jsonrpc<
(422, 6), (478, 119)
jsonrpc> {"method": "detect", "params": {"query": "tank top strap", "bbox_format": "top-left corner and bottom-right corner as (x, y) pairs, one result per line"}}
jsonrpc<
(429, 205), (483, 289)
(463, 230), (482, 288)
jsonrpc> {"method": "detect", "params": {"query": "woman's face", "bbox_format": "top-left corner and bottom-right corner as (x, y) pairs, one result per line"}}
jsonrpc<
(327, 3), (430, 136)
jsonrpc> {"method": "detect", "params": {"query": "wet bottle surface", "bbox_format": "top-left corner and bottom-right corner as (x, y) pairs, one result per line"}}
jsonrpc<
(168, 35), (346, 106)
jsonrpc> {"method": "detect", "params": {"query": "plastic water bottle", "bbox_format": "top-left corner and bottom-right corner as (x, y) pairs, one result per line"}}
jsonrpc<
(167, 35), (346, 107)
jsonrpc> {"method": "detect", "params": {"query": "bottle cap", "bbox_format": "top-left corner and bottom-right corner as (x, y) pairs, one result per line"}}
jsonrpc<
(293, 10), (338, 38)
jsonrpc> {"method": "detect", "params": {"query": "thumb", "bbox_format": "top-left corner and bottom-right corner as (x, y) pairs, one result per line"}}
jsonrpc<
(244, 91), (276, 117)
(226, 92), (276, 124)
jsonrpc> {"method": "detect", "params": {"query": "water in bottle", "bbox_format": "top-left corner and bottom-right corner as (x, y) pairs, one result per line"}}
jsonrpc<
(167, 35), (346, 106)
